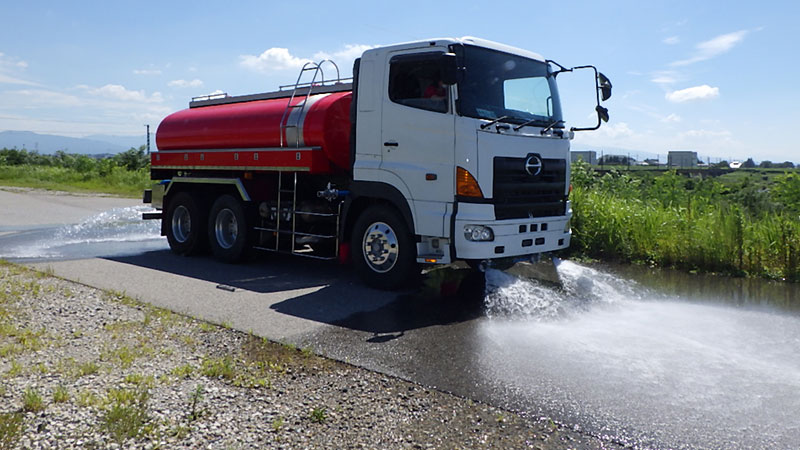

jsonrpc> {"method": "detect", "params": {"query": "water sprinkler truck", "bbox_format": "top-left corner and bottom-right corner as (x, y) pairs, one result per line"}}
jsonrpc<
(143, 37), (612, 290)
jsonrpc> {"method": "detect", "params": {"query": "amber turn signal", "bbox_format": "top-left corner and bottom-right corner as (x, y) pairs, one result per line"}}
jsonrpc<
(456, 166), (484, 198)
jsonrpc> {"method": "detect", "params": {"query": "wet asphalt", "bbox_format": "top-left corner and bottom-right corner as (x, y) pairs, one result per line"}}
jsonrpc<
(3, 190), (800, 449)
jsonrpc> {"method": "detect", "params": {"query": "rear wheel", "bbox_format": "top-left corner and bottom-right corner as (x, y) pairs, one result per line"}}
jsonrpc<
(352, 205), (417, 290)
(165, 192), (206, 255)
(208, 194), (249, 263)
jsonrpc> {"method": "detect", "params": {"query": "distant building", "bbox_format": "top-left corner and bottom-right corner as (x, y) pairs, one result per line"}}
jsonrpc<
(643, 158), (660, 166)
(668, 151), (698, 168)
(571, 150), (597, 165)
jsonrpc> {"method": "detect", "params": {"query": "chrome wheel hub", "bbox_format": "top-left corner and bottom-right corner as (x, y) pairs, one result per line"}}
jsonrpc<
(171, 205), (191, 243)
(362, 221), (398, 273)
(214, 208), (238, 249)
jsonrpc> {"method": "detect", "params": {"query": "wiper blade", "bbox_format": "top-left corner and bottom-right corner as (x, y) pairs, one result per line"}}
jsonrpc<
(479, 116), (510, 129)
(512, 117), (554, 132)
(540, 119), (565, 135)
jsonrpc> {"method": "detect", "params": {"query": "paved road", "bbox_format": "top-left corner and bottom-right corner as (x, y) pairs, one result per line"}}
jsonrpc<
(3, 188), (799, 449)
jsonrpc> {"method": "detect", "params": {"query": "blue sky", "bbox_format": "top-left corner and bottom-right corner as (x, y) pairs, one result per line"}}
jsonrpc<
(1, 0), (797, 163)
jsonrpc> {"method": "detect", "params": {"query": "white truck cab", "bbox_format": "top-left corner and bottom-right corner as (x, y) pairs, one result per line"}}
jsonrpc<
(352, 37), (608, 272)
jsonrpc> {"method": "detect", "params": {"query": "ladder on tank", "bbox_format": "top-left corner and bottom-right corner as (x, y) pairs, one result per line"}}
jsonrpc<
(253, 172), (342, 260)
(279, 59), (344, 148)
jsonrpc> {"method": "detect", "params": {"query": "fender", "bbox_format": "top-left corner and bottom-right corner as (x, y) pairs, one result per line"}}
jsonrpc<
(344, 180), (416, 237)
(164, 177), (251, 202)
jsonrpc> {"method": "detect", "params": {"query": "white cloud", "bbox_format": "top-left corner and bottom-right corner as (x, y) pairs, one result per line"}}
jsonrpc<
(168, 79), (204, 88)
(662, 113), (682, 123)
(677, 128), (738, 149)
(240, 44), (373, 76)
(314, 44), (374, 65)
(665, 85), (719, 103)
(680, 129), (732, 139)
(651, 71), (680, 85)
(240, 48), (311, 72)
(671, 30), (749, 66)
(83, 84), (164, 103)
(598, 122), (634, 139)
(133, 69), (162, 76)
(4, 89), (83, 107)
(0, 52), (37, 86)
(0, 73), (39, 86)
(663, 36), (680, 45)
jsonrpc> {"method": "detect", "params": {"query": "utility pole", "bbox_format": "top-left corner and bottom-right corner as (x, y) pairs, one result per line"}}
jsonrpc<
(144, 124), (151, 155)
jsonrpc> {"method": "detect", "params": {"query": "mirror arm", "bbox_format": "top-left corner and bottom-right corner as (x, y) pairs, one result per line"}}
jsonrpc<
(546, 59), (572, 77)
(569, 65), (612, 132)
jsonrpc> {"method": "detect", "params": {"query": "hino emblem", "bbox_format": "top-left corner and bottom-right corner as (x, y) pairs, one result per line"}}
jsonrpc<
(524, 155), (543, 177)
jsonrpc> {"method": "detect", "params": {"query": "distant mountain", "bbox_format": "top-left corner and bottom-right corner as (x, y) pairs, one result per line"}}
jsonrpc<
(0, 131), (145, 155)
(85, 134), (149, 151)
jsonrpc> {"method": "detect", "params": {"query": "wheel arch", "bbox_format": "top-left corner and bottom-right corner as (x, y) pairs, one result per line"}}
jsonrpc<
(342, 181), (415, 243)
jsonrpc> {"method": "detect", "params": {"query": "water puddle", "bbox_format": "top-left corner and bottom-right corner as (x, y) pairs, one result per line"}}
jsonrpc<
(478, 260), (800, 448)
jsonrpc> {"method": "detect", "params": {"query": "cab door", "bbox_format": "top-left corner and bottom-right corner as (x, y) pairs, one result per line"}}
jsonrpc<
(380, 50), (455, 237)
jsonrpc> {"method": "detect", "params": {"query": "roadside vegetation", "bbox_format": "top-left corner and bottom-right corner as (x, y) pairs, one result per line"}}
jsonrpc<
(0, 147), (150, 197)
(568, 161), (800, 281)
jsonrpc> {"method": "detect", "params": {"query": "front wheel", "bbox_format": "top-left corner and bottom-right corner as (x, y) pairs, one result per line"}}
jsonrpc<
(208, 194), (249, 263)
(352, 205), (418, 290)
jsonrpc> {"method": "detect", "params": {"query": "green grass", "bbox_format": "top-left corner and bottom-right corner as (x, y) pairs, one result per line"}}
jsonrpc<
(0, 412), (23, 450)
(309, 407), (327, 423)
(569, 163), (800, 281)
(0, 165), (149, 198)
(101, 387), (151, 443)
(186, 384), (205, 422)
(52, 385), (70, 404)
(200, 356), (236, 380)
(171, 364), (195, 379)
(22, 388), (45, 413)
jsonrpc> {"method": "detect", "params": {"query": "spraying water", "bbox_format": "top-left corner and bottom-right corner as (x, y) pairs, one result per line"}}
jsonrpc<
(0, 206), (166, 260)
(480, 260), (800, 449)
(484, 260), (644, 319)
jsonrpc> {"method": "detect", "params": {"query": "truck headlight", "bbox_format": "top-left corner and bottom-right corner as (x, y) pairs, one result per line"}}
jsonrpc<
(464, 225), (494, 242)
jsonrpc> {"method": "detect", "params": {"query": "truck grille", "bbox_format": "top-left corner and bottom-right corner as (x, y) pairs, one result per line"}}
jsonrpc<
(492, 156), (567, 220)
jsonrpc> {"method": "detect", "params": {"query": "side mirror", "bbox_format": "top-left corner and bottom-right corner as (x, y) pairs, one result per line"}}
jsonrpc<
(598, 72), (612, 101)
(440, 53), (458, 85)
(596, 105), (609, 123)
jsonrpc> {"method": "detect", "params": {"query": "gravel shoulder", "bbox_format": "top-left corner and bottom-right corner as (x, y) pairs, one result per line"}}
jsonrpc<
(0, 262), (619, 449)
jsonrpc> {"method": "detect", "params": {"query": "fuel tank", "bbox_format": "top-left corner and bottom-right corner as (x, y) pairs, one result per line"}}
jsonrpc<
(155, 91), (352, 172)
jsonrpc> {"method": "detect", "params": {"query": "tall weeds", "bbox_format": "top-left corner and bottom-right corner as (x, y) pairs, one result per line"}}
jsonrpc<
(569, 162), (800, 281)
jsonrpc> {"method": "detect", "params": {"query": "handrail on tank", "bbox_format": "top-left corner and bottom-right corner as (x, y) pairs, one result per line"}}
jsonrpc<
(279, 59), (352, 91)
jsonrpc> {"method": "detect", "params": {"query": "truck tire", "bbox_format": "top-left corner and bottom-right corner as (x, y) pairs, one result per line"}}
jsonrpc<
(352, 205), (418, 290)
(165, 192), (206, 255)
(208, 194), (249, 263)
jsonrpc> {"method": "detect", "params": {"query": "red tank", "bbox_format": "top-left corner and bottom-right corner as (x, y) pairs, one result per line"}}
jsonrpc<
(154, 91), (352, 173)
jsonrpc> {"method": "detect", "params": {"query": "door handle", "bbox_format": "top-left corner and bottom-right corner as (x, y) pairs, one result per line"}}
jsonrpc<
(383, 141), (398, 147)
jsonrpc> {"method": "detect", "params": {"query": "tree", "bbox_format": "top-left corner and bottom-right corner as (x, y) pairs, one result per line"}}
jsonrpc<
(114, 145), (149, 171)
(599, 154), (634, 166)
(759, 160), (774, 168)
(772, 173), (800, 213)
(742, 158), (756, 168)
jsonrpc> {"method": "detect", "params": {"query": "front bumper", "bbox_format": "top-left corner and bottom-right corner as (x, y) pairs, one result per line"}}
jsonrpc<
(453, 202), (571, 260)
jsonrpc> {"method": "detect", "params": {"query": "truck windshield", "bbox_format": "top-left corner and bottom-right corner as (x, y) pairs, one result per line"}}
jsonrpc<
(457, 45), (563, 127)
